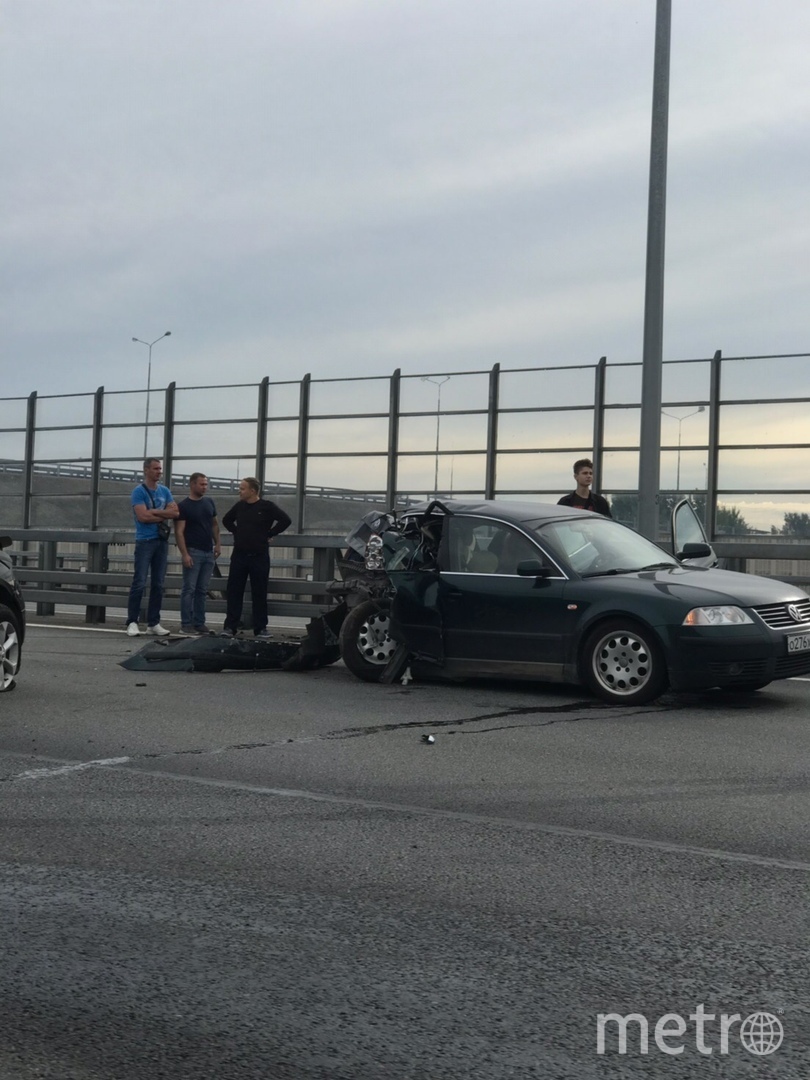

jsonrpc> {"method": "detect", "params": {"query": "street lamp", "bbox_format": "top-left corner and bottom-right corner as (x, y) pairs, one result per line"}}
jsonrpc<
(132, 331), (172, 458)
(661, 405), (705, 492)
(421, 375), (451, 496)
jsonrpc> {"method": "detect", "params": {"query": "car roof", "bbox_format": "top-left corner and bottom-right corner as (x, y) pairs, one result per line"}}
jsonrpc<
(399, 498), (594, 526)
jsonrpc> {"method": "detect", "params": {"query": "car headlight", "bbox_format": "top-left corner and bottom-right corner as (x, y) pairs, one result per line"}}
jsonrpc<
(364, 533), (385, 571)
(682, 606), (753, 626)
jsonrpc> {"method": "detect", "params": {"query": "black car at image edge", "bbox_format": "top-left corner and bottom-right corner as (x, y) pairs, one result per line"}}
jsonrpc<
(332, 499), (810, 705)
(0, 536), (26, 692)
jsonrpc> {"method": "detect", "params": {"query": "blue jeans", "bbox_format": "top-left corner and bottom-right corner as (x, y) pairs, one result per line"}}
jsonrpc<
(180, 548), (216, 628)
(127, 538), (169, 627)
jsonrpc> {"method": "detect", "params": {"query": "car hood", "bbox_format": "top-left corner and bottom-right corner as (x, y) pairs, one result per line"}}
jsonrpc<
(583, 565), (802, 608)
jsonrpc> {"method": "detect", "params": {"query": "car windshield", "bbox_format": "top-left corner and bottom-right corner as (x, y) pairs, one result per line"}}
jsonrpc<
(528, 516), (679, 577)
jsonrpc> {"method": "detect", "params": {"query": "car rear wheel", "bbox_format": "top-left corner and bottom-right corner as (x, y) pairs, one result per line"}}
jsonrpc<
(582, 619), (667, 705)
(339, 600), (396, 682)
(0, 604), (22, 692)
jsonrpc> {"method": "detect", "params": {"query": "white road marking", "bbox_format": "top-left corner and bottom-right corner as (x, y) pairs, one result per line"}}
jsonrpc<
(12, 757), (131, 781)
(115, 762), (810, 874)
(4, 747), (810, 871)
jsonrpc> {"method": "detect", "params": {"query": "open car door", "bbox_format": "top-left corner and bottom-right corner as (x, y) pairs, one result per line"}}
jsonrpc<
(671, 498), (718, 569)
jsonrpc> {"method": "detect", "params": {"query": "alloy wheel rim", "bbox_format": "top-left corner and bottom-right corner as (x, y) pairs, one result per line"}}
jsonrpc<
(592, 630), (651, 696)
(357, 612), (396, 665)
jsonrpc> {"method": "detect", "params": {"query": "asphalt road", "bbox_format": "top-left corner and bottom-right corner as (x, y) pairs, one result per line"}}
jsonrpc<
(1, 625), (809, 1079)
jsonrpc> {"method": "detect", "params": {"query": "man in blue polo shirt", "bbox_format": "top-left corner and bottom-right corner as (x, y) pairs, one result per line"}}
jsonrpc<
(175, 472), (221, 635)
(126, 457), (179, 637)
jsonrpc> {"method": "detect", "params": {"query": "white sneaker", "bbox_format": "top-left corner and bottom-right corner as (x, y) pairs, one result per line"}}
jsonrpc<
(126, 622), (141, 637)
(147, 624), (171, 636)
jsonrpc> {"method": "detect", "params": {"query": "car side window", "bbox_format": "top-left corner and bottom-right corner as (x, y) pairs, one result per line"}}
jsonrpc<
(445, 518), (498, 573)
(489, 527), (542, 575)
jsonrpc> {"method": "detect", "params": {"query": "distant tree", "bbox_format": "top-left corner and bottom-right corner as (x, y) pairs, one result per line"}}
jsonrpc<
(609, 494), (638, 529)
(780, 512), (810, 537)
(604, 493), (709, 538)
(715, 505), (750, 535)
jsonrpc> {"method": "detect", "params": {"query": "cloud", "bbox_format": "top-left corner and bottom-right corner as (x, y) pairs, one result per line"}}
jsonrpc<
(1, 0), (808, 399)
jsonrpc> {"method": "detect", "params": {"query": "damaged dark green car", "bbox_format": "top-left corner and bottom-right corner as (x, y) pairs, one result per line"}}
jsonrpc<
(333, 499), (810, 706)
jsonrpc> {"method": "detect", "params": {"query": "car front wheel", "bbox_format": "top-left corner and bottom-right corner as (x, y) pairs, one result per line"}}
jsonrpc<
(338, 600), (396, 682)
(0, 604), (22, 692)
(582, 619), (667, 706)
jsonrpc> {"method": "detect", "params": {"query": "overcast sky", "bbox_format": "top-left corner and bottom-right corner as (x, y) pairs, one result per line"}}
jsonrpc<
(2, 0), (808, 401)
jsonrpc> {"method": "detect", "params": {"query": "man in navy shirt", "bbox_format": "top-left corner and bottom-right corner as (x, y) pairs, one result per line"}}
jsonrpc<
(126, 457), (179, 636)
(175, 472), (221, 635)
(221, 478), (292, 639)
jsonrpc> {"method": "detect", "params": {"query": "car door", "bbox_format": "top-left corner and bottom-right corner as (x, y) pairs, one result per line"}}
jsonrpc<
(435, 515), (573, 677)
(671, 498), (718, 568)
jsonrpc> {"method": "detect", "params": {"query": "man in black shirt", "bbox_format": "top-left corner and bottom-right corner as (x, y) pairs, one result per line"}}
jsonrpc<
(557, 458), (612, 517)
(221, 477), (292, 638)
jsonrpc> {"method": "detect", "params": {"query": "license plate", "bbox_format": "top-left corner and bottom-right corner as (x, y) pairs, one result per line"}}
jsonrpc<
(787, 632), (810, 653)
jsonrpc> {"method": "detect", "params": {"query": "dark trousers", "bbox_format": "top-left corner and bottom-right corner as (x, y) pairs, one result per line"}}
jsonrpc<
(224, 549), (270, 634)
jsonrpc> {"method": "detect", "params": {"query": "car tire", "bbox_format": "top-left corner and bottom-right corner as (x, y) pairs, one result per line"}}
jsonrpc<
(0, 604), (22, 693)
(339, 600), (396, 682)
(582, 619), (667, 706)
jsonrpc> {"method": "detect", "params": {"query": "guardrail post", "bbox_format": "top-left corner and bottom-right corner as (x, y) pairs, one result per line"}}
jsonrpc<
(36, 540), (57, 616)
(311, 542), (335, 600)
(85, 541), (109, 624)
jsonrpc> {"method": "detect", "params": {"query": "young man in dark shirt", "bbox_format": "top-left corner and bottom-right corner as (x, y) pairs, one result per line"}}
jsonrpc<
(557, 458), (612, 517)
(175, 472), (221, 635)
(220, 477), (292, 638)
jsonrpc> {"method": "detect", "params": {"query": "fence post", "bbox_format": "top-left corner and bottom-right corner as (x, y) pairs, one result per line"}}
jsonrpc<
(593, 356), (607, 488)
(163, 382), (176, 486)
(23, 392), (36, 529)
(485, 363), (500, 499)
(255, 376), (269, 491)
(90, 386), (104, 529)
(706, 350), (721, 540)
(295, 374), (311, 533)
(386, 369), (401, 508)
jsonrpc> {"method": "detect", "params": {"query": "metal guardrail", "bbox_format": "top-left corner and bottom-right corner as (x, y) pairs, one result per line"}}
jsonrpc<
(4, 529), (809, 625)
(2, 529), (344, 624)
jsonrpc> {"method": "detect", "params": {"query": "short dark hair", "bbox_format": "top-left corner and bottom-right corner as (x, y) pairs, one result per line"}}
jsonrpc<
(242, 476), (260, 494)
(189, 472), (207, 485)
(573, 458), (593, 474)
(143, 457), (161, 471)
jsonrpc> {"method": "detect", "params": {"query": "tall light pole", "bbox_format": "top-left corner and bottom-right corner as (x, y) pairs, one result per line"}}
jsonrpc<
(421, 375), (451, 496)
(662, 405), (705, 492)
(132, 331), (172, 458)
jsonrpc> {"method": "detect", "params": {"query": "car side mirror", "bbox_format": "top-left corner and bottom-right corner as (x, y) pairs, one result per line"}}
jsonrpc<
(677, 542), (713, 560)
(516, 560), (552, 578)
